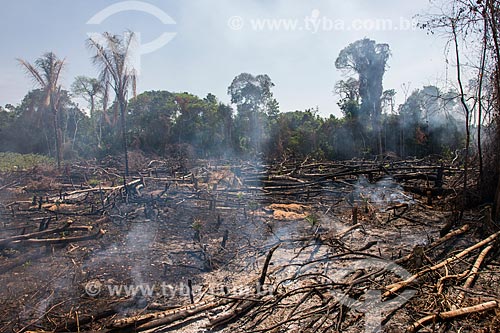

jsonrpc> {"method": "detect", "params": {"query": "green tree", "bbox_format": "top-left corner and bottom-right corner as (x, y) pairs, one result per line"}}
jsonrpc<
(335, 78), (361, 119)
(0, 89), (89, 157)
(127, 90), (176, 154)
(172, 92), (206, 147)
(126, 91), (235, 158)
(272, 110), (323, 158)
(71, 76), (105, 148)
(228, 73), (279, 154)
(200, 94), (234, 157)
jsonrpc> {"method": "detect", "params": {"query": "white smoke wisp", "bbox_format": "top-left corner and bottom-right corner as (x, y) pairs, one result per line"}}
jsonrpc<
(353, 176), (413, 209)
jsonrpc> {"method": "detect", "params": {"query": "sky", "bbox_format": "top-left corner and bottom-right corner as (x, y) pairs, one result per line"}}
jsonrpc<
(0, 0), (450, 117)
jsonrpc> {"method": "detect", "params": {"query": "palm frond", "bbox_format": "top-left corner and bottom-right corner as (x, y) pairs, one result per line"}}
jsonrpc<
(17, 58), (46, 87)
(87, 31), (139, 125)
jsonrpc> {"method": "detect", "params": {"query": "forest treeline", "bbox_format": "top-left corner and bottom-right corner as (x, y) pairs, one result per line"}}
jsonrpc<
(0, 38), (467, 163)
(0, 81), (466, 161)
(1, 0), (500, 218)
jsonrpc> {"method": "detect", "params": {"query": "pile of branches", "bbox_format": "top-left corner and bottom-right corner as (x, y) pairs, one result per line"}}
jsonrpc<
(257, 157), (465, 205)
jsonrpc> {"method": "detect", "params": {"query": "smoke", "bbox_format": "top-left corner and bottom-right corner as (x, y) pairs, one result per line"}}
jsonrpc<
(352, 175), (413, 208)
(81, 204), (159, 308)
(124, 218), (158, 287)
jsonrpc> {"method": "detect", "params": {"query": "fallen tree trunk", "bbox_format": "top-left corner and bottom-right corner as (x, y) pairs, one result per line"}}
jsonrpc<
(407, 300), (499, 333)
(61, 178), (142, 196)
(0, 222), (92, 247)
(207, 298), (262, 329)
(384, 231), (499, 297)
(455, 244), (494, 306)
(395, 224), (470, 264)
(109, 298), (234, 330)
(10, 229), (105, 245)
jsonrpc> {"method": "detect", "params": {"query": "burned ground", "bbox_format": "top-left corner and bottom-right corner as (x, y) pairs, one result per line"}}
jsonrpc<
(0, 157), (498, 332)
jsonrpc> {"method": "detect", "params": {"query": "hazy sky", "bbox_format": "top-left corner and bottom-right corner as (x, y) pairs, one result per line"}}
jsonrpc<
(0, 0), (449, 117)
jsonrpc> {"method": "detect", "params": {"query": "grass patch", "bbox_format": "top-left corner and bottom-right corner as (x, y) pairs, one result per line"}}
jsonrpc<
(87, 178), (101, 186)
(0, 152), (55, 172)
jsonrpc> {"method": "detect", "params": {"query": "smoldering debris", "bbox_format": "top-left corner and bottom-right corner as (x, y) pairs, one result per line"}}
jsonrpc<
(0, 156), (497, 332)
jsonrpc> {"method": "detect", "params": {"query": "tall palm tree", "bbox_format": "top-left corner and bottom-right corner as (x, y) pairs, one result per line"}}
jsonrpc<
(18, 52), (65, 168)
(87, 32), (137, 178)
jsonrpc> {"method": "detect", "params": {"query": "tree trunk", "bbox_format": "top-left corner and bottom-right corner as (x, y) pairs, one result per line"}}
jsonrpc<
(72, 115), (80, 151)
(495, 117), (500, 220)
(120, 100), (129, 178)
(495, 161), (500, 220)
(53, 109), (62, 169)
(452, 22), (471, 206)
(477, 18), (487, 191)
(89, 94), (98, 148)
(486, 0), (500, 219)
(373, 117), (383, 155)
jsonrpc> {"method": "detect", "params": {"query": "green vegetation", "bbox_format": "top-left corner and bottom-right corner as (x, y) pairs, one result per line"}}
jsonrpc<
(305, 213), (319, 227)
(191, 218), (203, 231)
(87, 178), (101, 186)
(0, 152), (54, 172)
